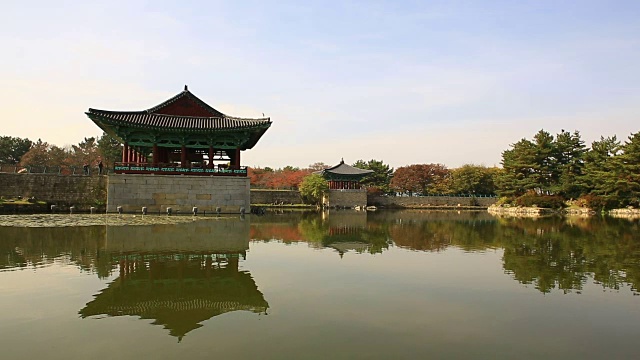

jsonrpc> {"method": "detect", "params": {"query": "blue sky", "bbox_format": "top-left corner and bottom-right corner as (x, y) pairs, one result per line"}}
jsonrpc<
(1, 0), (639, 169)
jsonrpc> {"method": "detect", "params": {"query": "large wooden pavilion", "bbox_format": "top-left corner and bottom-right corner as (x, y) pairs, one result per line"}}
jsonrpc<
(86, 86), (271, 176)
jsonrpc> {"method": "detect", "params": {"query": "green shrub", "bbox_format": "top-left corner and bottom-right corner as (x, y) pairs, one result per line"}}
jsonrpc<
(514, 193), (565, 209)
(576, 194), (618, 211)
(495, 197), (514, 206)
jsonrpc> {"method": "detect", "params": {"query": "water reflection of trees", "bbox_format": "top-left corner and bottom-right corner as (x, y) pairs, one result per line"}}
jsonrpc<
(2, 212), (640, 298)
(377, 212), (500, 252)
(497, 216), (640, 294)
(0, 226), (110, 276)
(250, 210), (640, 294)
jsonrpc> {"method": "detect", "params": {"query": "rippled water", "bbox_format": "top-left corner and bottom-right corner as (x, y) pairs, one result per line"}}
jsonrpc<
(1, 210), (639, 359)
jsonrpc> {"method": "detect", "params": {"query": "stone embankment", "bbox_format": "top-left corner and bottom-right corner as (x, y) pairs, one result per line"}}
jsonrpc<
(487, 205), (557, 217)
(489, 205), (640, 218)
(369, 195), (497, 209)
(563, 208), (596, 216)
(608, 208), (640, 218)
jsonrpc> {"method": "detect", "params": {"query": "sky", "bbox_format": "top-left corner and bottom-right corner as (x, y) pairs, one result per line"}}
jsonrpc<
(1, 0), (639, 169)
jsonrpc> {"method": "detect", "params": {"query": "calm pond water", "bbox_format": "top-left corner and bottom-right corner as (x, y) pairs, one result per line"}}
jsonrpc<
(1, 210), (639, 359)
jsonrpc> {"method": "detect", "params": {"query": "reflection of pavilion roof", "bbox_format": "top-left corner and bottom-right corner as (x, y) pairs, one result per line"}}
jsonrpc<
(79, 256), (268, 340)
(330, 242), (371, 256)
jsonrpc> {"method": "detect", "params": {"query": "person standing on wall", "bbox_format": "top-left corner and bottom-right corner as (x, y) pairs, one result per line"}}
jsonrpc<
(98, 159), (104, 175)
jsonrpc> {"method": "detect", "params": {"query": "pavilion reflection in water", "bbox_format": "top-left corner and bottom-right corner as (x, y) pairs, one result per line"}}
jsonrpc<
(250, 210), (391, 256)
(79, 220), (268, 340)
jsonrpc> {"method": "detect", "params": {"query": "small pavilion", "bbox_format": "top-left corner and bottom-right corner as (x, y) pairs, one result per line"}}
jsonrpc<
(315, 159), (373, 189)
(315, 159), (373, 208)
(86, 86), (271, 176)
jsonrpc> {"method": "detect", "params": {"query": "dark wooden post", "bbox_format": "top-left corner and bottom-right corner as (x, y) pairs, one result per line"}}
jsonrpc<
(208, 146), (214, 169)
(234, 148), (241, 168)
(181, 145), (187, 167)
(152, 144), (159, 165)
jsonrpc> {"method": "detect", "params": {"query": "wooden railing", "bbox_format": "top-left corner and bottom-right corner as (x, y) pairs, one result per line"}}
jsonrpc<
(113, 162), (247, 176)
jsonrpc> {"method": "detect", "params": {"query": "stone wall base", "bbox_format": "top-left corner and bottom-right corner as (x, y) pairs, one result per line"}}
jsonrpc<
(107, 174), (250, 213)
(324, 189), (367, 208)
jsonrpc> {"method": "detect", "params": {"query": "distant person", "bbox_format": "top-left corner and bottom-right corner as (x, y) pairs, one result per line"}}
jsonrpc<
(83, 163), (89, 175)
(98, 160), (104, 175)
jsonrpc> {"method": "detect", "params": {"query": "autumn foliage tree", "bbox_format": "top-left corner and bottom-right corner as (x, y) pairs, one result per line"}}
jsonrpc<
(66, 137), (100, 168)
(16, 134), (120, 173)
(391, 164), (450, 195)
(248, 166), (312, 189)
(19, 139), (68, 168)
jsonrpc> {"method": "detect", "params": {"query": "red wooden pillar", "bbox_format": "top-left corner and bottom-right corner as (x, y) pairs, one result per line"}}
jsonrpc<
(181, 145), (187, 167)
(208, 146), (214, 169)
(122, 142), (129, 163)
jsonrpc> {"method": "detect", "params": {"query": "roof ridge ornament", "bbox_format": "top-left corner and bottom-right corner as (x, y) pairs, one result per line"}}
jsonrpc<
(340, 158), (344, 164)
(184, 85), (188, 91)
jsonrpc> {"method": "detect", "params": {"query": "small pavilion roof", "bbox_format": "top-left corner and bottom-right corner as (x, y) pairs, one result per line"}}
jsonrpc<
(315, 159), (374, 176)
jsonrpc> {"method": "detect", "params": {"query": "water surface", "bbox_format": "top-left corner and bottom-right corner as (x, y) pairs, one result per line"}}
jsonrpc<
(1, 210), (639, 359)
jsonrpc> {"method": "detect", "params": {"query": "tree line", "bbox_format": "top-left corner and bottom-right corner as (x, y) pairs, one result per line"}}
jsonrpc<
(0, 133), (121, 171)
(498, 129), (640, 209)
(3, 127), (639, 209)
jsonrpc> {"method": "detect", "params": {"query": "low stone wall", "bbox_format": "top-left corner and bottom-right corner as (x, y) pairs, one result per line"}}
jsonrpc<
(0, 173), (107, 209)
(369, 195), (497, 208)
(250, 190), (498, 209)
(107, 174), (249, 213)
(250, 189), (302, 205)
